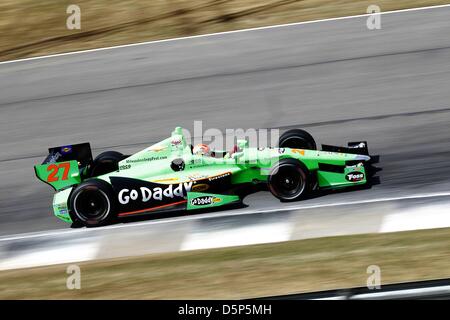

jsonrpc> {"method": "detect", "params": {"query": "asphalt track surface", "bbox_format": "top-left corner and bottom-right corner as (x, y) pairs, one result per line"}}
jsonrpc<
(1, 6), (450, 236)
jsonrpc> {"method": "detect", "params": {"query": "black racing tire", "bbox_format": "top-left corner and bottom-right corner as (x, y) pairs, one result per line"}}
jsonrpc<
(268, 158), (311, 202)
(279, 129), (317, 150)
(69, 179), (117, 227)
(70, 221), (84, 229)
(89, 151), (127, 177)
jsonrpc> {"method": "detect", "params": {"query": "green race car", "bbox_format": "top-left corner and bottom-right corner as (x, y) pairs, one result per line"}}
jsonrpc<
(34, 127), (378, 227)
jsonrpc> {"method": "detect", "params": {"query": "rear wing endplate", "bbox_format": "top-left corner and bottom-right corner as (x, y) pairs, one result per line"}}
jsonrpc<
(34, 143), (92, 190)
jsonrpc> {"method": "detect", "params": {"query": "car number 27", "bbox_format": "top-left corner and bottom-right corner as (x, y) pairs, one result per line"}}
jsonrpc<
(46, 163), (71, 182)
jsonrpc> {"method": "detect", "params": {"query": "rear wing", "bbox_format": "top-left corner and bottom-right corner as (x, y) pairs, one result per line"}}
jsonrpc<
(34, 143), (93, 191)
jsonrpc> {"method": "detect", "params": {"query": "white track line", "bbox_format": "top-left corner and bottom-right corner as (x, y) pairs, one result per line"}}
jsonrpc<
(0, 242), (99, 271)
(351, 285), (450, 300)
(1, 191), (450, 242)
(1, 4), (450, 66)
(181, 221), (292, 251)
(380, 204), (450, 233)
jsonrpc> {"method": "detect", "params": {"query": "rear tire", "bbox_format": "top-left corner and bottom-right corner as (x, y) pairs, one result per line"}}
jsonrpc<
(279, 129), (317, 150)
(268, 158), (310, 201)
(89, 151), (127, 177)
(69, 179), (117, 227)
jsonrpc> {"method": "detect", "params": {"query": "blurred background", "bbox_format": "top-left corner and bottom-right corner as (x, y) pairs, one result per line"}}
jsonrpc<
(1, 0), (450, 299)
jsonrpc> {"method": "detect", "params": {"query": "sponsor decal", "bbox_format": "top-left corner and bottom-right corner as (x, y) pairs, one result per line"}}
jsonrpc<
(190, 158), (204, 165)
(54, 204), (69, 215)
(188, 173), (208, 181)
(192, 183), (209, 192)
(208, 172), (231, 181)
(278, 148), (285, 154)
(119, 164), (131, 170)
(346, 163), (364, 170)
(292, 149), (305, 156)
(118, 182), (193, 205)
(48, 152), (62, 163)
(345, 171), (365, 182)
(60, 145), (73, 154)
(190, 196), (221, 206)
(152, 177), (179, 183)
(148, 145), (167, 152)
(125, 156), (168, 163)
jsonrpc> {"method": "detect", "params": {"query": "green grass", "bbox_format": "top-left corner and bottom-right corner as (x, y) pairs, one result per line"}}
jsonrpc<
(1, 0), (449, 61)
(1, 227), (450, 299)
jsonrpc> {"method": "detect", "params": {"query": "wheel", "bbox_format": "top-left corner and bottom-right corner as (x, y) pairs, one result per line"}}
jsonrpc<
(70, 221), (84, 229)
(89, 151), (127, 177)
(268, 158), (310, 201)
(279, 129), (317, 150)
(69, 179), (117, 227)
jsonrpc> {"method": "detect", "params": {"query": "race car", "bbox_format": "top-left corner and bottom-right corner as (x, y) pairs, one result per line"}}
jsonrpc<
(34, 127), (378, 227)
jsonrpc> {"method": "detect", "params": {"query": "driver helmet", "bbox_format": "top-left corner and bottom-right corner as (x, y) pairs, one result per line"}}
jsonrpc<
(193, 143), (211, 156)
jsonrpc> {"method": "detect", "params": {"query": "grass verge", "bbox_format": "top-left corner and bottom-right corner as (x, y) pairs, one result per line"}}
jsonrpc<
(1, 227), (450, 299)
(1, 1), (449, 61)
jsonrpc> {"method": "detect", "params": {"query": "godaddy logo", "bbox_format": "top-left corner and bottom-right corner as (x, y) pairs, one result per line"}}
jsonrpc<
(190, 196), (221, 206)
(118, 182), (193, 204)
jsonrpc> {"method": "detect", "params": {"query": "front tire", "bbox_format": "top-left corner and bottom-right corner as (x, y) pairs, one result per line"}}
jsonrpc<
(268, 159), (310, 201)
(69, 179), (117, 227)
(279, 129), (317, 150)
